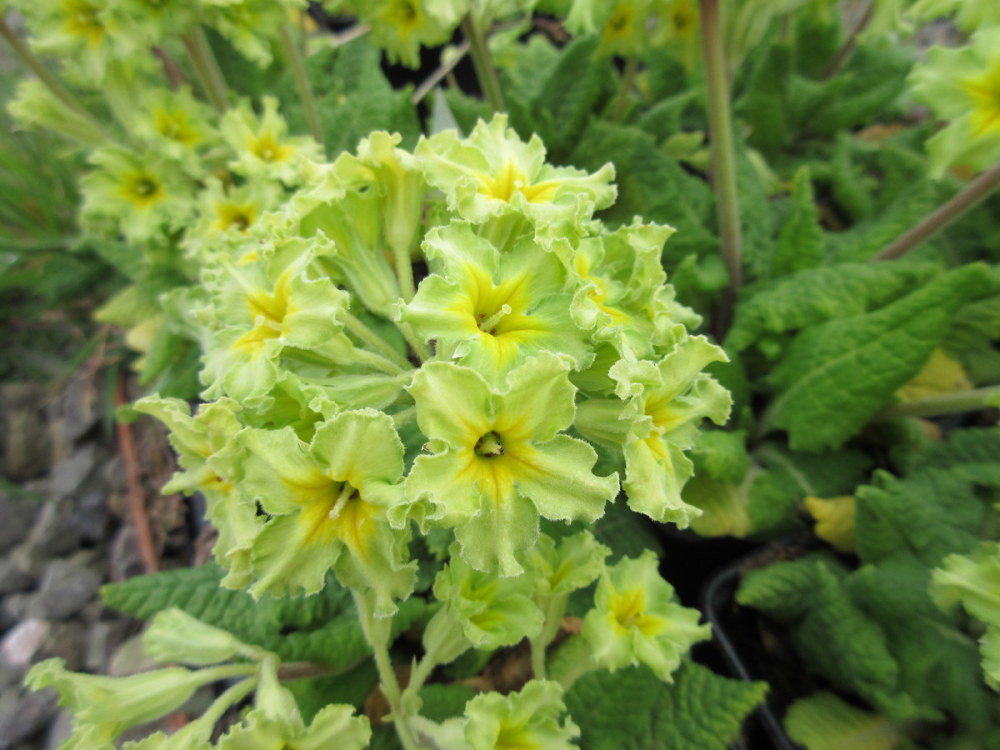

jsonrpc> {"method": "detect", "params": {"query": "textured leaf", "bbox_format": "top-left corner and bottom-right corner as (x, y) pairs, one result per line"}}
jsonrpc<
(769, 167), (824, 279)
(767, 264), (998, 451)
(726, 262), (938, 353)
(101, 563), (424, 667)
(564, 663), (766, 750)
(784, 692), (906, 750)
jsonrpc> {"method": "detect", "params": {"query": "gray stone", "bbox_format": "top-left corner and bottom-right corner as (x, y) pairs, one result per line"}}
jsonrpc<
(39, 622), (85, 672)
(0, 556), (35, 595)
(0, 620), (49, 670)
(0, 383), (51, 482)
(69, 487), (109, 545)
(46, 444), (97, 501)
(22, 501), (80, 562)
(31, 557), (102, 621)
(0, 687), (57, 749)
(84, 620), (129, 674)
(0, 496), (38, 555)
(0, 593), (33, 633)
(43, 709), (73, 750)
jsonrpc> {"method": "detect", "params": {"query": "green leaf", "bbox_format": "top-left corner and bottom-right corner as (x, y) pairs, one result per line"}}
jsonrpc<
(943, 294), (1000, 384)
(738, 43), (793, 153)
(726, 261), (939, 353)
(564, 662), (766, 750)
(418, 684), (478, 722)
(100, 563), (424, 667)
(691, 430), (750, 485)
(285, 660), (379, 723)
(769, 167), (824, 280)
(738, 555), (927, 721)
(766, 264), (999, 451)
(784, 692), (907, 750)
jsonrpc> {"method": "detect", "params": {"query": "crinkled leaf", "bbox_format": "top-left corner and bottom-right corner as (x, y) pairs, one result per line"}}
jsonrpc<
(766, 264), (998, 451)
(784, 692), (907, 750)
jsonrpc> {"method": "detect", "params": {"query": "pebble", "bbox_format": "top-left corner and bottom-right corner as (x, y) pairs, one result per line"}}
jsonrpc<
(43, 709), (73, 750)
(46, 444), (97, 502)
(0, 556), (35, 596)
(21, 501), (81, 562)
(0, 688), (57, 750)
(31, 557), (102, 621)
(0, 495), (39, 555)
(0, 620), (49, 669)
(0, 594), (33, 633)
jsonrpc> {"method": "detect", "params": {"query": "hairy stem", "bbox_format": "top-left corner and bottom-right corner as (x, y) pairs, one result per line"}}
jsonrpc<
(0, 16), (106, 136)
(353, 591), (420, 750)
(280, 23), (324, 147)
(873, 160), (1000, 261)
(461, 14), (505, 112)
(182, 27), (229, 113)
(822, 0), (874, 80)
(875, 386), (1000, 420)
(699, 0), (742, 328)
(341, 310), (414, 371)
(612, 57), (639, 123)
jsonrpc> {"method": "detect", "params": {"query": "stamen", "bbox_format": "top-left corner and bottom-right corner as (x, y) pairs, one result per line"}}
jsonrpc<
(476, 304), (511, 335)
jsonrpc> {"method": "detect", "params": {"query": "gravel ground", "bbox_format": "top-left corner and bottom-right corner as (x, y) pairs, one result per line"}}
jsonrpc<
(0, 376), (193, 750)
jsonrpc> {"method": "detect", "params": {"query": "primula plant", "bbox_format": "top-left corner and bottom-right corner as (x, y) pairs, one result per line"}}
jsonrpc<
(4, 0), (1000, 748)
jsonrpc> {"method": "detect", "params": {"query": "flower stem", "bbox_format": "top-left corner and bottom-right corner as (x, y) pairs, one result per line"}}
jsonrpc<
(279, 23), (324, 148)
(461, 14), (505, 112)
(875, 386), (1000, 420)
(0, 16), (106, 137)
(612, 57), (639, 123)
(822, 0), (874, 80)
(699, 0), (742, 327)
(873, 160), (1000, 261)
(353, 591), (420, 750)
(182, 27), (229, 113)
(341, 310), (414, 371)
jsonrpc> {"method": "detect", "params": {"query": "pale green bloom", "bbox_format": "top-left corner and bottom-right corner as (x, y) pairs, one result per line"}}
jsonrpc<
(80, 146), (196, 244)
(183, 177), (285, 261)
(529, 530), (609, 599)
(402, 221), (592, 381)
(202, 0), (307, 67)
(237, 410), (416, 611)
(221, 97), (322, 185)
(582, 551), (711, 681)
(415, 115), (616, 246)
(7, 78), (105, 147)
(567, 0), (665, 58)
(346, 0), (469, 68)
(910, 26), (1000, 177)
(143, 609), (265, 666)
(128, 87), (220, 174)
(931, 542), (1000, 689)
(463, 680), (580, 750)
(219, 704), (371, 750)
(432, 541), (545, 649)
(576, 334), (730, 527)
(133, 396), (261, 588)
(405, 354), (619, 576)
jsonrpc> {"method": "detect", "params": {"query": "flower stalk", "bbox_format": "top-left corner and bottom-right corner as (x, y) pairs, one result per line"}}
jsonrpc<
(279, 23), (324, 148)
(873, 160), (1000, 261)
(612, 57), (639, 123)
(699, 0), (742, 324)
(182, 27), (230, 113)
(461, 14), (505, 112)
(0, 15), (106, 138)
(341, 310), (414, 371)
(875, 385), (1000, 420)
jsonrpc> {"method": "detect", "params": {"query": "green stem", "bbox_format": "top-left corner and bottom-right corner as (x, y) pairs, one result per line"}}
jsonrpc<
(529, 593), (569, 680)
(182, 27), (229, 113)
(822, 0), (874, 80)
(699, 0), (742, 328)
(280, 23), (324, 148)
(873, 160), (1000, 261)
(0, 16), (106, 136)
(612, 57), (639, 123)
(874, 386), (1000, 421)
(391, 405), (417, 428)
(400, 321), (432, 363)
(461, 14), (504, 112)
(353, 591), (420, 750)
(391, 242), (416, 303)
(341, 310), (414, 371)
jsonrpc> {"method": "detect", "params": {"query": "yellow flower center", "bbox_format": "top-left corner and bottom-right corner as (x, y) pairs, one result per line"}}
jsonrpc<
(63, 0), (105, 47)
(234, 271), (294, 353)
(384, 0), (421, 34)
(154, 109), (201, 148)
(610, 588), (665, 636)
(474, 431), (505, 458)
(296, 480), (376, 556)
(249, 132), (294, 163)
(496, 724), (540, 750)
(212, 202), (257, 233)
(119, 171), (164, 209)
(478, 161), (559, 204)
(963, 60), (1000, 137)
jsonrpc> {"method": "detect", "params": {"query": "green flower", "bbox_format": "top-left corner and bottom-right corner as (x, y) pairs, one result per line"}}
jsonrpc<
(567, 0), (663, 58)
(347, 0), (468, 68)
(7, 79), (105, 147)
(134, 396), (261, 588)
(80, 146), (195, 243)
(432, 541), (545, 649)
(202, 0), (305, 68)
(405, 354), (619, 576)
(143, 609), (265, 666)
(582, 551), (711, 681)
(910, 26), (1000, 176)
(415, 115), (616, 245)
(402, 222), (592, 381)
(183, 177), (285, 261)
(221, 97), (322, 185)
(128, 87), (219, 174)
(238, 410), (416, 612)
(218, 704), (371, 750)
(910, 0), (1000, 31)
(463, 680), (580, 750)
